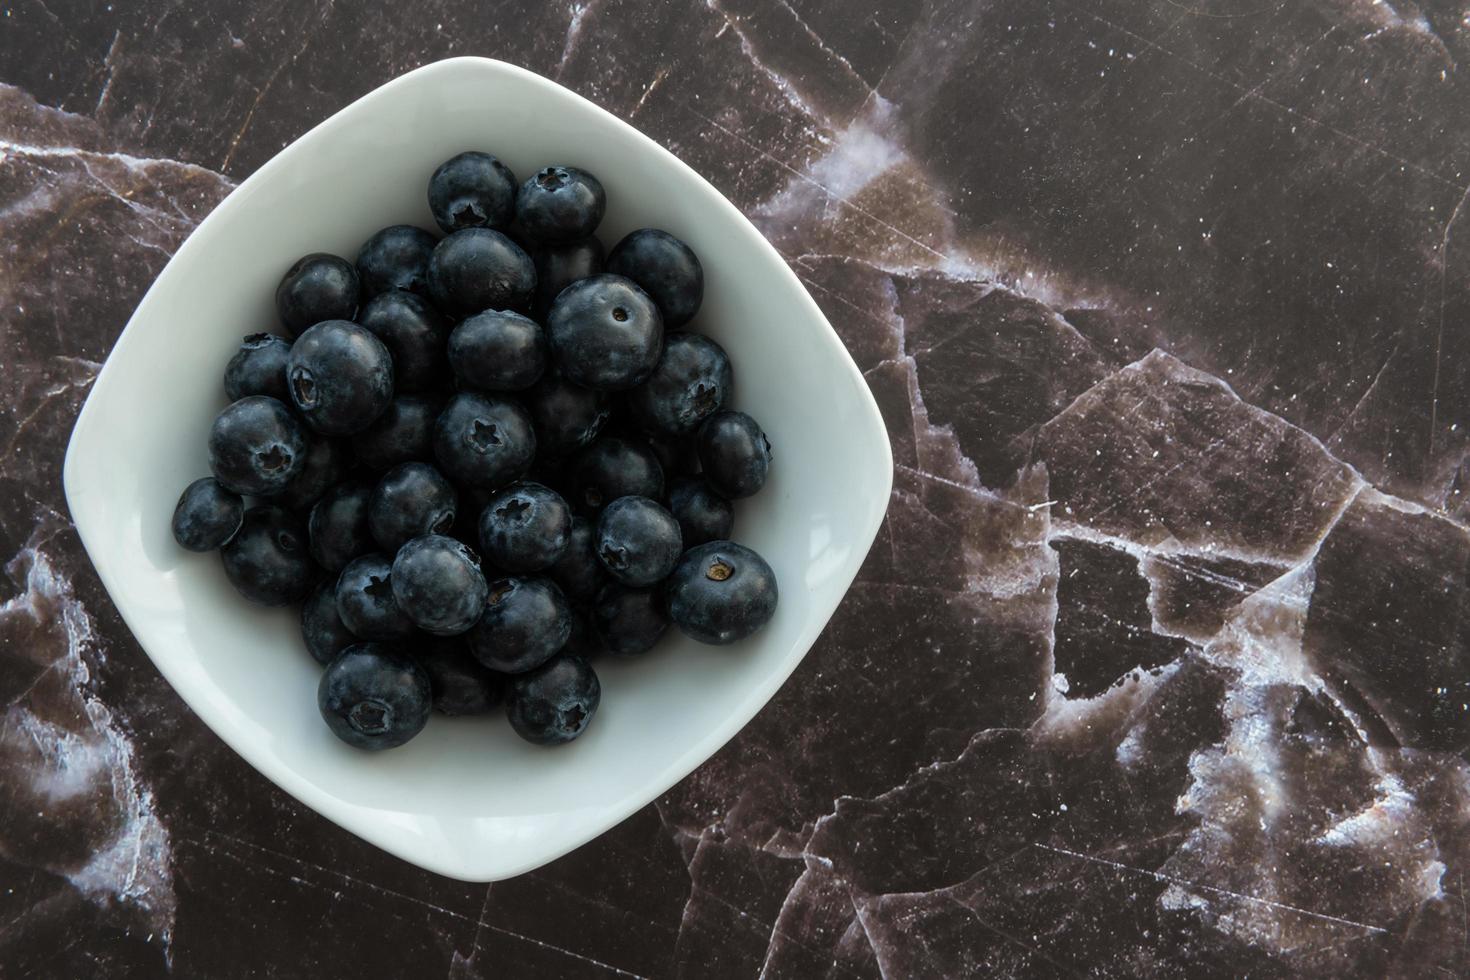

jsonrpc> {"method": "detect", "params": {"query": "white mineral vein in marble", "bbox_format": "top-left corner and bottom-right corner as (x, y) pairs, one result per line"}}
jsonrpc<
(0, 529), (177, 958)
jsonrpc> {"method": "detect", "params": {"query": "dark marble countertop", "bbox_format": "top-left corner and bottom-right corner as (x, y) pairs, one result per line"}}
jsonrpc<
(4, 1), (1469, 976)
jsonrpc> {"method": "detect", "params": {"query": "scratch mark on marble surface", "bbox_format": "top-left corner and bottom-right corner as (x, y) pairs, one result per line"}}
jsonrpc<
(1159, 0), (1287, 18)
(1211, 24), (1340, 122)
(1330, 339), (1403, 444)
(630, 67), (669, 118)
(1431, 179), (1470, 456)
(844, 15), (920, 131)
(845, 894), (889, 980)
(1063, 3), (1463, 190)
(769, 0), (869, 91)
(4, 374), (97, 455)
(198, 830), (650, 978)
(793, 270), (901, 334)
(558, 1), (601, 78)
(122, 230), (171, 256)
(94, 30), (123, 116)
(475, 921), (651, 979)
(1035, 843), (1390, 933)
(446, 885), (493, 979)
(218, 6), (329, 172)
(682, 102), (948, 264)
(947, 895), (1085, 978)
(189, 829), (466, 918)
(703, 0), (828, 124)
(894, 463), (1011, 506)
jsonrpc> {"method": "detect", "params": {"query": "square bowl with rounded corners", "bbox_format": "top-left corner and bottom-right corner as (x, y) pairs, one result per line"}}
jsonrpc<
(63, 57), (893, 881)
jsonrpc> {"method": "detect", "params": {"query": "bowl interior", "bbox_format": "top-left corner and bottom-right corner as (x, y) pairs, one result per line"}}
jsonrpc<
(64, 58), (892, 880)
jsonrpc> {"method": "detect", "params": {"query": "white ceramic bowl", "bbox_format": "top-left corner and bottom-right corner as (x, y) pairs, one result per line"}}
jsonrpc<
(63, 58), (893, 881)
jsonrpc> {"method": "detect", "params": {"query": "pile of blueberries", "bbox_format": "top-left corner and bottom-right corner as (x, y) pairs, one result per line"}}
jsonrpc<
(171, 152), (777, 751)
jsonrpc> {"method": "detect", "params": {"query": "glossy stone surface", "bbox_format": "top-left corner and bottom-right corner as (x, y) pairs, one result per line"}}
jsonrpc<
(7, 1), (1470, 975)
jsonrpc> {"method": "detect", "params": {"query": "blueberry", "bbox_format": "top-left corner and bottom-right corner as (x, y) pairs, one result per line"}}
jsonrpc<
(522, 368), (610, 460)
(356, 224), (438, 297)
(419, 639), (507, 715)
(208, 395), (308, 496)
(368, 462), (457, 554)
(286, 320), (394, 436)
(507, 654), (600, 745)
(273, 434), (345, 512)
(532, 237), (603, 321)
(391, 534), (488, 636)
(606, 228), (703, 328)
(335, 553), (417, 640)
(276, 253), (359, 336)
(563, 607), (605, 660)
(697, 411), (771, 499)
(500, 217), (534, 253)
(465, 577), (572, 674)
(428, 151), (518, 234)
(357, 290), (449, 392)
(433, 392), (536, 490)
(627, 333), (732, 437)
(427, 228), (535, 318)
(516, 166), (605, 243)
(667, 476), (733, 546)
(547, 517), (609, 603)
(457, 484), (497, 534)
(301, 579), (357, 665)
(523, 457), (576, 502)
(318, 643), (431, 750)
(223, 333), (292, 402)
(592, 583), (669, 656)
(220, 505), (316, 606)
(350, 393), (440, 471)
(666, 541), (778, 645)
(595, 496), (682, 587)
(547, 274), (663, 391)
(478, 481), (571, 573)
(308, 479), (374, 572)
(171, 477), (243, 552)
(448, 310), (547, 392)
(640, 431), (701, 479)
(571, 436), (664, 514)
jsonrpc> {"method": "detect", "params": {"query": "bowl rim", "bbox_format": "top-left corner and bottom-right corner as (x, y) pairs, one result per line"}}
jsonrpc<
(62, 56), (894, 880)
